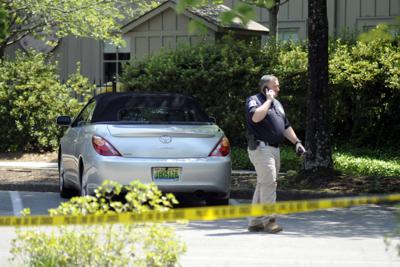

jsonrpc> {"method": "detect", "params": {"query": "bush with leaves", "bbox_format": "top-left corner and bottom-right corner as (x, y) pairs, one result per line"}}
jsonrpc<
(65, 62), (96, 104)
(329, 38), (400, 146)
(0, 51), (91, 152)
(121, 37), (269, 146)
(122, 33), (399, 148)
(231, 146), (302, 171)
(269, 41), (308, 137)
(10, 180), (186, 267)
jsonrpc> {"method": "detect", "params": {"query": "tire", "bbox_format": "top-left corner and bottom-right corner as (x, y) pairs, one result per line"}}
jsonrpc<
(79, 161), (89, 197)
(206, 198), (229, 206)
(80, 182), (88, 197)
(59, 152), (73, 198)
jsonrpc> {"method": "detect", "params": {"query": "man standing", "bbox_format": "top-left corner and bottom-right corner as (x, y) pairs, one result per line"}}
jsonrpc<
(245, 75), (305, 233)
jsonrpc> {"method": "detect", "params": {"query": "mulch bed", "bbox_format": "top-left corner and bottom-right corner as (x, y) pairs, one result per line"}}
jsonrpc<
(0, 169), (58, 192)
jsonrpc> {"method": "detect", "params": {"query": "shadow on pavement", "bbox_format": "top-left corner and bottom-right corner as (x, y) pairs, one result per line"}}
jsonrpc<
(180, 204), (398, 239)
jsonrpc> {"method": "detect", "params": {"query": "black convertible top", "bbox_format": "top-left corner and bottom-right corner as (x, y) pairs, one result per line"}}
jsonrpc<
(89, 92), (210, 123)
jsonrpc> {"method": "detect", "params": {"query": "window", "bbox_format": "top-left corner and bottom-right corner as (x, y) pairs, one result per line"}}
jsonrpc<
(278, 29), (299, 41)
(71, 101), (97, 127)
(103, 37), (131, 83)
(118, 107), (197, 123)
(91, 94), (211, 124)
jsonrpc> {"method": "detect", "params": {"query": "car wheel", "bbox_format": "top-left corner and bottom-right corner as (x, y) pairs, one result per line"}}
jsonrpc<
(79, 163), (91, 197)
(59, 153), (73, 198)
(80, 172), (89, 197)
(80, 182), (88, 197)
(206, 198), (229, 206)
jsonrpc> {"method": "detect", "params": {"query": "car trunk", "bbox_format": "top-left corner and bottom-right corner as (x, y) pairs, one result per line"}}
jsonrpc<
(107, 124), (223, 158)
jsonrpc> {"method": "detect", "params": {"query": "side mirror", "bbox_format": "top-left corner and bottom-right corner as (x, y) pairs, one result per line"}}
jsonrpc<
(209, 116), (216, 124)
(57, 116), (71, 126)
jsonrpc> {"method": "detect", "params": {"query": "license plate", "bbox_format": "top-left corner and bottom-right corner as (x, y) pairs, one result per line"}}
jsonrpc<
(152, 167), (181, 181)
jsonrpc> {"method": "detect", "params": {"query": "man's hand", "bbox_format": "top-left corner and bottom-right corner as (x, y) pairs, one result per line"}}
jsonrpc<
(295, 142), (306, 156)
(266, 89), (275, 101)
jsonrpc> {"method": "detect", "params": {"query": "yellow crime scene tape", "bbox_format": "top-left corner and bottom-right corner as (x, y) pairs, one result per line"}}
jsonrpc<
(0, 193), (399, 227)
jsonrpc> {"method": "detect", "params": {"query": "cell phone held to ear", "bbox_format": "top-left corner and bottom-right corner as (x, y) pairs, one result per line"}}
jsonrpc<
(265, 88), (275, 97)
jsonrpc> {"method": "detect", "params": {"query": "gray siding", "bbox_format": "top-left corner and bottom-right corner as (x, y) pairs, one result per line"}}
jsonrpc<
(53, 36), (102, 83)
(4, 36), (102, 83)
(125, 7), (215, 60)
(226, 0), (399, 40)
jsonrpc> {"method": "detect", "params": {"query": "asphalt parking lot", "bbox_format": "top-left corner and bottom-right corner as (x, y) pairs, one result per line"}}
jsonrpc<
(0, 191), (399, 266)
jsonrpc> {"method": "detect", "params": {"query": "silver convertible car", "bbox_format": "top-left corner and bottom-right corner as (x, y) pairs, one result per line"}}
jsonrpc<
(57, 92), (231, 205)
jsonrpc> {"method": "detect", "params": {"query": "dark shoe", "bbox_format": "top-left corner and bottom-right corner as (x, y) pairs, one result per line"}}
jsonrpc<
(248, 224), (264, 232)
(264, 218), (283, 234)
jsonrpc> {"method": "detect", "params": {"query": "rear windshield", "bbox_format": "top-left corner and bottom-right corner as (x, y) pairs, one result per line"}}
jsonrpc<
(91, 94), (211, 124)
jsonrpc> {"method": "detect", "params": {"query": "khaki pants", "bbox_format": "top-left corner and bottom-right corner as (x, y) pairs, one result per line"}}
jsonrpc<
(247, 145), (280, 227)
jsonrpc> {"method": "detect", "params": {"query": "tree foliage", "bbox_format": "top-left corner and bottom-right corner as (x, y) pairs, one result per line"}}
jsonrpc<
(358, 17), (400, 43)
(0, 0), (156, 56)
(241, 0), (289, 39)
(0, 51), (90, 152)
(177, 0), (255, 27)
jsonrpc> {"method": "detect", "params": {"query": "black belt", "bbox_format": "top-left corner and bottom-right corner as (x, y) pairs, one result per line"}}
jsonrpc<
(257, 141), (279, 148)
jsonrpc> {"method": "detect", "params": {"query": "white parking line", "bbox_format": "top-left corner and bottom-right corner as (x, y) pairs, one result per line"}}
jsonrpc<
(0, 161), (57, 169)
(8, 191), (23, 216)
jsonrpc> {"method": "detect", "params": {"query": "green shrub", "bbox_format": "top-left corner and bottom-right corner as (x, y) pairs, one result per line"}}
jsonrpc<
(329, 38), (400, 146)
(121, 37), (268, 146)
(10, 180), (186, 267)
(231, 146), (302, 171)
(0, 51), (92, 152)
(121, 35), (400, 148)
(271, 41), (308, 136)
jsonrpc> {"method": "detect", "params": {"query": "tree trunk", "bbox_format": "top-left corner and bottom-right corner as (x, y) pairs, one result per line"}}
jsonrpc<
(303, 0), (333, 177)
(0, 45), (4, 59)
(268, 3), (279, 40)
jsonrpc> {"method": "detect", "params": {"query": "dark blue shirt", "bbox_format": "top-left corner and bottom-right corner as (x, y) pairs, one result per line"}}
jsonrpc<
(246, 93), (290, 145)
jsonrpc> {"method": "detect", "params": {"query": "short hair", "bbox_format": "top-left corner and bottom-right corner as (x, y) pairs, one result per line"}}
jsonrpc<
(259, 75), (278, 91)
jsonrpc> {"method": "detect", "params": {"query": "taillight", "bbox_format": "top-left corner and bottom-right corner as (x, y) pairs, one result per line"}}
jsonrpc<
(92, 135), (121, 156)
(209, 137), (230, 157)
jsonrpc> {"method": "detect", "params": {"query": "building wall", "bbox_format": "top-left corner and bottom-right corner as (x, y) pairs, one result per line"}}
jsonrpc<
(125, 7), (215, 61)
(54, 37), (103, 83)
(225, 0), (400, 41)
(4, 36), (102, 83)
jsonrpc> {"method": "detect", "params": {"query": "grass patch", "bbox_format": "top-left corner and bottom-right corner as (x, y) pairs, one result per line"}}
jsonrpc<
(232, 145), (400, 177)
(333, 145), (400, 177)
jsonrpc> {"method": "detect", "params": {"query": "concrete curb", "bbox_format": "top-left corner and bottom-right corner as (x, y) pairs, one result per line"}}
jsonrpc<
(0, 162), (358, 200)
(0, 182), (357, 201)
(231, 189), (357, 200)
(0, 162), (57, 170)
(0, 183), (356, 200)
